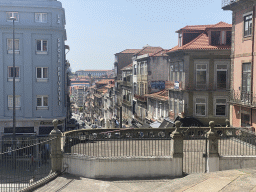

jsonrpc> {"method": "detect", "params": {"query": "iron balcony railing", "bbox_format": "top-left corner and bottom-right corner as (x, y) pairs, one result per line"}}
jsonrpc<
(222, 0), (238, 8)
(229, 90), (256, 107)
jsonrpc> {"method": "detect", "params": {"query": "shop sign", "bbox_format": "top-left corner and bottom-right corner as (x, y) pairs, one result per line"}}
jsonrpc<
(57, 38), (61, 106)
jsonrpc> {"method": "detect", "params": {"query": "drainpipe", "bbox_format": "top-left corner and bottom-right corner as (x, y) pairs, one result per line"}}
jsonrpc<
(251, 6), (255, 126)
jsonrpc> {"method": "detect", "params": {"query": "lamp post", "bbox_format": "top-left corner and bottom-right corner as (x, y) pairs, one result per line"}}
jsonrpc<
(10, 16), (16, 140)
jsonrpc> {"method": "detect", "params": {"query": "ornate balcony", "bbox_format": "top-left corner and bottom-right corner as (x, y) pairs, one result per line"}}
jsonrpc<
(229, 90), (256, 107)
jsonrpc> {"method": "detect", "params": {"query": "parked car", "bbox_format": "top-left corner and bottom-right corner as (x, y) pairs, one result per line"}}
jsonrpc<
(91, 124), (97, 128)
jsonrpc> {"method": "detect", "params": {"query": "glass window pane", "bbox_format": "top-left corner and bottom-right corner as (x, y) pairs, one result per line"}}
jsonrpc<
(196, 104), (205, 116)
(15, 40), (19, 50)
(216, 99), (226, 103)
(42, 13), (47, 22)
(37, 68), (41, 78)
(43, 41), (47, 51)
(9, 67), (13, 77)
(217, 71), (226, 89)
(216, 105), (226, 116)
(43, 68), (48, 78)
(196, 98), (205, 103)
(15, 67), (19, 77)
(35, 13), (40, 22)
(37, 40), (41, 51)
(43, 97), (48, 106)
(8, 96), (13, 107)
(37, 98), (42, 106)
(7, 39), (12, 50)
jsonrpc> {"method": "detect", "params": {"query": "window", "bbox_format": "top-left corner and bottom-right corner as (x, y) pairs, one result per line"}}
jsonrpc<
(242, 63), (251, 93)
(36, 40), (47, 54)
(137, 63), (140, 75)
(36, 96), (48, 110)
(211, 31), (221, 45)
(134, 64), (137, 75)
(196, 64), (207, 90)
(241, 113), (250, 127)
(8, 67), (20, 81)
(35, 13), (47, 23)
(244, 14), (252, 37)
(195, 97), (207, 116)
(226, 31), (231, 45)
(8, 95), (21, 110)
(216, 64), (228, 89)
(141, 63), (144, 75)
(215, 98), (227, 116)
(7, 39), (19, 54)
(36, 67), (48, 82)
(134, 83), (137, 94)
(6, 12), (19, 22)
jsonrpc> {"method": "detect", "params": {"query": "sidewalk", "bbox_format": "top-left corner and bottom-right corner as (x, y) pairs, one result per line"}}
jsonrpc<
(35, 168), (256, 192)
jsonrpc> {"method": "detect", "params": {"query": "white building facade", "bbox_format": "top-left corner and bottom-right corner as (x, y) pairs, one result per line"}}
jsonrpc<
(0, 0), (68, 139)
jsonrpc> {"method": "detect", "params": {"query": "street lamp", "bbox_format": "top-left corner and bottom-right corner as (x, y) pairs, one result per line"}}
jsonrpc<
(10, 16), (16, 140)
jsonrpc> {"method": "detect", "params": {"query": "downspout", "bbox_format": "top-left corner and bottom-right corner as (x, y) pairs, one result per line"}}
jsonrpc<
(251, 6), (255, 126)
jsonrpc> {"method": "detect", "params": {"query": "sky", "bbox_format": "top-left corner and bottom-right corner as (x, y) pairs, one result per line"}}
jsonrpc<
(60, 0), (232, 72)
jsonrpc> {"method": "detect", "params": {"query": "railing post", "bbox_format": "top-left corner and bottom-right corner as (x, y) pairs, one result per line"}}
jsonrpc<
(206, 121), (219, 172)
(171, 121), (183, 176)
(49, 119), (63, 173)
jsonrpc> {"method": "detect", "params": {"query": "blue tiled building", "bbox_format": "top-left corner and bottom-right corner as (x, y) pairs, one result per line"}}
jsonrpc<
(0, 0), (69, 139)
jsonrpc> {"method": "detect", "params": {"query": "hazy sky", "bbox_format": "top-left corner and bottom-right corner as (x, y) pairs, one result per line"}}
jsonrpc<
(60, 0), (232, 72)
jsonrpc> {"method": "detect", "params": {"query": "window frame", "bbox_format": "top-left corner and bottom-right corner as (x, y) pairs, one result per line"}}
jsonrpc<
(194, 96), (207, 117)
(6, 12), (19, 22)
(7, 39), (20, 54)
(35, 13), (47, 23)
(8, 95), (21, 110)
(214, 97), (228, 117)
(36, 67), (48, 82)
(244, 12), (253, 37)
(8, 66), (20, 82)
(36, 40), (48, 54)
(36, 95), (49, 110)
(214, 60), (229, 90)
(195, 60), (209, 90)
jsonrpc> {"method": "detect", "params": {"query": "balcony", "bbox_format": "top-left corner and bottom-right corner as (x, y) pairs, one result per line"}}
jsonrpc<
(222, 0), (238, 9)
(229, 90), (256, 107)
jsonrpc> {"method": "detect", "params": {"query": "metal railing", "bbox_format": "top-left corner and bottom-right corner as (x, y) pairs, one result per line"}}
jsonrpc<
(229, 90), (256, 106)
(218, 127), (256, 156)
(222, 0), (238, 8)
(64, 128), (174, 158)
(0, 137), (54, 192)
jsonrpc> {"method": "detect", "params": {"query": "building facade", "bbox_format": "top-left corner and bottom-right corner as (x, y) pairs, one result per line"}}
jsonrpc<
(0, 0), (68, 139)
(167, 22), (231, 126)
(223, 0), (256, 129)
(132, 46), (169, 126)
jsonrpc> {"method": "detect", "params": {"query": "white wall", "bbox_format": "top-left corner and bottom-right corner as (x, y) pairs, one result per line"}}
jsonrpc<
(63, 154), (182, 179)
(219, 156), (256, 171)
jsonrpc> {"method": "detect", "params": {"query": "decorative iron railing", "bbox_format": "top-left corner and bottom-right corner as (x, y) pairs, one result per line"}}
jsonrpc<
(229, 90), (256, 106)
(0, 137), (55, 192)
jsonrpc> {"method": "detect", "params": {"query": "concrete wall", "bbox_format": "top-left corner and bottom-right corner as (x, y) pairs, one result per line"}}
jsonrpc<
(219, 156), (256, 171)
(63, 154), (182, 179)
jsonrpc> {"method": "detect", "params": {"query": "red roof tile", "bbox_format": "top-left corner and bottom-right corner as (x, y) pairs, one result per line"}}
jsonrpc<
(121, 63), (133, 70)
(168, 32), (231, 53)
(145, 89), (168, 101)
(118, 49), (142, 54)
(208, 21), (232, 29)
(135, 46), (163, 56)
